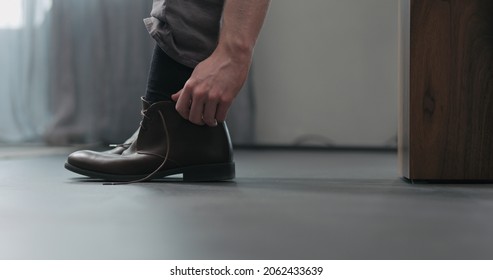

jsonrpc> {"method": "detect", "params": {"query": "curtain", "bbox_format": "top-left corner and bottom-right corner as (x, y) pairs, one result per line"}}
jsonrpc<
(0, 0), (52, 142)
(0, 0), (254, 146)
(44, 0), (154, 145)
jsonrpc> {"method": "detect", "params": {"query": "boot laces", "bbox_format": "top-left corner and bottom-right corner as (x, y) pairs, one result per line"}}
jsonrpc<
(139, 108), (152, 130)
(108, 109), (149, 148)
(104, 109), (170, 185)
(108, 143), (131, 149)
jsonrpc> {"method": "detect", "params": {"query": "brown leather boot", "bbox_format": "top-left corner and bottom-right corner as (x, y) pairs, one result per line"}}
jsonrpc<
(103, 128), (139, 155)
(101, 99), (151, 155)
(65, 98), (235, 182)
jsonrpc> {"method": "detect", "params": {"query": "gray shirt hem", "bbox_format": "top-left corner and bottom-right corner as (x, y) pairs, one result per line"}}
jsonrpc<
(144, 17), (200, 69)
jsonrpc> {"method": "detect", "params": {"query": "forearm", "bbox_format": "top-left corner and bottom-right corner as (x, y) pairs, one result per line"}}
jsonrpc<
(216, 0), (271, 61)
(173, 0), (270, 126)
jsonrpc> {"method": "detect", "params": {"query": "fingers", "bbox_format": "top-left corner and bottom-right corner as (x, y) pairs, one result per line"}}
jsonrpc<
(171, 91), (180, 102)
(216, 99), (231, 123)
(174, 80), (231, 127)
(175, 87), (191, 121)
(175, 81), (207, 126)
(203, 101), (219, 127)
(188, 94), (206, 126)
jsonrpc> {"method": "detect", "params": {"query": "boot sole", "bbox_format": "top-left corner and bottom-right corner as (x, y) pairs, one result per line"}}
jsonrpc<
(64, 162), (235, 182)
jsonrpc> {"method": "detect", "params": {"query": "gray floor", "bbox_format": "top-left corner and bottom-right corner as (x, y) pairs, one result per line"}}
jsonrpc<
(1, 148), (493, 259)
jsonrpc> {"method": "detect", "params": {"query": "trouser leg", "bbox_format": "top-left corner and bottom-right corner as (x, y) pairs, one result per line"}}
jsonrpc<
(144, 45), (194, 103)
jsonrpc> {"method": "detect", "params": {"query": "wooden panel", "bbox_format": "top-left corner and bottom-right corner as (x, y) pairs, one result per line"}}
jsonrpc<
(398, 0), (410, 178)
(404, 0), (493, 180)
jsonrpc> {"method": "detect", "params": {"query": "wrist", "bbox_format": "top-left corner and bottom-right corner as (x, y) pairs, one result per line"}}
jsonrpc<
(216, 35), (254, 63)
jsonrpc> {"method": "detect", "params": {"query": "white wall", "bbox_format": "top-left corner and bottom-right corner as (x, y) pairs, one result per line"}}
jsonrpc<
(252, 0), (398, 147)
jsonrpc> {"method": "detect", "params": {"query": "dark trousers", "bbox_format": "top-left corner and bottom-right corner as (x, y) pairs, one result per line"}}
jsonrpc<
(145, 45), (194, 103)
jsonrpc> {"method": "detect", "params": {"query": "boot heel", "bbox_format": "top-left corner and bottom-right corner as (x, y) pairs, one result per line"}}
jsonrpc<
(183, 162), (235, 182)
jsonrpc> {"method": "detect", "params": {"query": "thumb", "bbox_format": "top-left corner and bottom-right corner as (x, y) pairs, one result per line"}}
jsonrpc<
(171, 91), (181, 102)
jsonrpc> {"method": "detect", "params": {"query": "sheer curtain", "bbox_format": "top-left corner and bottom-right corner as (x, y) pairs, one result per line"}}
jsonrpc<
(44, 0), (154, 145)
(0, 0), (52, 142)
(0, 0), (254, 146)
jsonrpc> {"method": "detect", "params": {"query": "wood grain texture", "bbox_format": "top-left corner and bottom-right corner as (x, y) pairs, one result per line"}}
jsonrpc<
(407, 0), (493, 180)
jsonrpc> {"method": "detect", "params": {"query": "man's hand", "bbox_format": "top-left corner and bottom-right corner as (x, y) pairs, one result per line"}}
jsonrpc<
(171, 47), (251, 126)
(172, 0), (270, 126)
